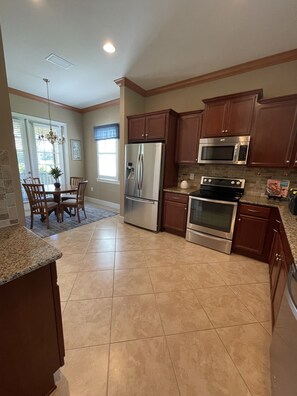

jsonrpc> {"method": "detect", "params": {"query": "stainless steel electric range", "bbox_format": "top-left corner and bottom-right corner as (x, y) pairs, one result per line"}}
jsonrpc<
(186, 176), (245, 254)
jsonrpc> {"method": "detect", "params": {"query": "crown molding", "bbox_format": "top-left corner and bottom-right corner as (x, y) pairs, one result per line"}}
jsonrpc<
(115, 48), (297, 98)
(81, 98), (120, 113)
(114, 77), (147, 96)
(8, 87), (83, 113)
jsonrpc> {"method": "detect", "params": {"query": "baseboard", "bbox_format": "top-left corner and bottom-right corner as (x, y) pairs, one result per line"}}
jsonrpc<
(85, 196), (120, 211)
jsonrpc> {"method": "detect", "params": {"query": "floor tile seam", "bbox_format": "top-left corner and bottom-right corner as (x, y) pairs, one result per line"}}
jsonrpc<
(228, 285), (272, 322)
(61, 272), (79, 303)
(106, 249), (117, 396)
(190, 290), (216, 329)
(216, 285), (261, 323)
(214, 327), (255, 396)
(63, 296), (113, 305)
(259, 321), (273, 337)
(209, 262), (261, 284)
(64, 340), (111, 351)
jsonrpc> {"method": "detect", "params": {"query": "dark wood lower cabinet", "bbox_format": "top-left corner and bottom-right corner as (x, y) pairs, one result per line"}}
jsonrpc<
(0, 262), (64, 396)
(162, 192), (188, 236)
(232, 203), (271, 261)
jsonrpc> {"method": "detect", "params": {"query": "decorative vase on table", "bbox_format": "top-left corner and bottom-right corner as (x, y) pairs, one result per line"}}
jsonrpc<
(49, 166), (63, 189)
(54, 182), (61, 188)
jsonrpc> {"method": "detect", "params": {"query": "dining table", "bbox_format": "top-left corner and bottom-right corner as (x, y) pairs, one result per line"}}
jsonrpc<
(43, 184), (78, 222)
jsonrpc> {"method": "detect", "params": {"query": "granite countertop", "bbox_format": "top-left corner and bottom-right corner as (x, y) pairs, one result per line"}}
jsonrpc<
(0, 225), (62, 285)
(164, 187), (297, 264)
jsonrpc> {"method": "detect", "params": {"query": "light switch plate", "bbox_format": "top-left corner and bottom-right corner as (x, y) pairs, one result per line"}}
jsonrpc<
(189, 173), (195, 180)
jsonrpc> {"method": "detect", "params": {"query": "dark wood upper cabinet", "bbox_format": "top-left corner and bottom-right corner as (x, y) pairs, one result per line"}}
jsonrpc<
(175, 111), (203, 164)
(127, 109), (179, 188)
(201, 89), (262, 138)
(128, 110), (176, 142)
(248, 94), (297, 167)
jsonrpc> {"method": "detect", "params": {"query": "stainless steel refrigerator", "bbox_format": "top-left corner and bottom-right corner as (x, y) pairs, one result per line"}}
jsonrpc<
(124, 142), (164, 231)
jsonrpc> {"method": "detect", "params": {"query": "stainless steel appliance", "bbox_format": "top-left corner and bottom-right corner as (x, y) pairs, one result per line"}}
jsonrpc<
(198, 136), (250, 165)
(124, 142), (164, 231)
(186, 176), (245, 254)
(270, 263), (297, 395)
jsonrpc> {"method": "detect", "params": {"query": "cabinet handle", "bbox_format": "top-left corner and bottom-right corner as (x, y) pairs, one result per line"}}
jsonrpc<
(141, 133), (144, 137)
(275, 219), (281, 224)
(286, 160), (290, 163)
(184, 208), (187, 211)
(145, 133), (148, 137)
(295, 160), (297, 163)
(225, 129), (228, 133)
(247, 209), (260, 213)
(238, 218), (241, 222)
(273, 228), (278, 233)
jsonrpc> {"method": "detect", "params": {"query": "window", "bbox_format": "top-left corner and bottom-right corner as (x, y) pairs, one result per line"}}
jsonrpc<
(94, 124), (119, 183)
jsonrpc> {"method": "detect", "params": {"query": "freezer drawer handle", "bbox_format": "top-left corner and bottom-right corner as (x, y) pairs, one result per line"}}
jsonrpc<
(286, 264), (297, 321)
(126, 196), (155, 204)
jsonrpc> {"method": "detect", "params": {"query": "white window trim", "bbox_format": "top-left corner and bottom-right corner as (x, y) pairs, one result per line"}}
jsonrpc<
(96, 138), (119, 184)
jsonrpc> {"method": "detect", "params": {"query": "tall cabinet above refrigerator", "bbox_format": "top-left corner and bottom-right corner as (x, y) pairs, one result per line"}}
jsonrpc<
(124, 142), (164, 231)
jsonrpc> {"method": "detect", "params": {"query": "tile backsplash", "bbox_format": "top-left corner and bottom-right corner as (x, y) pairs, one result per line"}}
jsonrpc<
(178, 164), (297, 197)
(0, 150), (19, 228)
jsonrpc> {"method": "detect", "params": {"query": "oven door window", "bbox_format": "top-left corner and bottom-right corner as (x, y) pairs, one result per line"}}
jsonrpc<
(201, 145), (234, 161)
(189, 198), (237, 239)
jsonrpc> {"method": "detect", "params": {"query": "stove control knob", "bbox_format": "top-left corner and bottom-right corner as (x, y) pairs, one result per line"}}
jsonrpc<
(236, 181), (241, 185)
(208, 179), (212, 182)
(204, 178), (208, 182)
(231, 181), (235, 185)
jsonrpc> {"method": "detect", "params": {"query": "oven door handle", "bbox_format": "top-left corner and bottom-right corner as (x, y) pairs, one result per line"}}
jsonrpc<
(189, 196), (238, 206)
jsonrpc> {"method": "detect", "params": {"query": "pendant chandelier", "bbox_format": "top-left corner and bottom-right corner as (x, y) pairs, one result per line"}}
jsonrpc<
(38, 78), (65, 145)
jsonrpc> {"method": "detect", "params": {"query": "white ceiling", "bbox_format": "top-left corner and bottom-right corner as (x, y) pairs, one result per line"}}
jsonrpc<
(0, 0), (296, 109)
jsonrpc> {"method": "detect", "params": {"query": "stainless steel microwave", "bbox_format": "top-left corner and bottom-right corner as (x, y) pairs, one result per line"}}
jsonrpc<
(198, 136), (250, 165)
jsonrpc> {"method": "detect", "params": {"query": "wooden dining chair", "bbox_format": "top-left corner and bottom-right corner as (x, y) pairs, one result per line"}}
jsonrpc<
(23, 183), (59, 229)
(23, 177), (41, 184)
(61, 177), (84, 202)
(60, 181), (88, 223)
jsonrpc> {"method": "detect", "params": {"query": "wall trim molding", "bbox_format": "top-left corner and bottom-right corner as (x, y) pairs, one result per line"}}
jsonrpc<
(81, 98), (120, 113)
(9, 48), (297, 110)
(85, 196), (120, 211)
(115, 48), (297, 97)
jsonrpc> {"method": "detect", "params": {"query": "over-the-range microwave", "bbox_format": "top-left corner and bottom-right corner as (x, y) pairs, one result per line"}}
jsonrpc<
(198, 136), (250, 165)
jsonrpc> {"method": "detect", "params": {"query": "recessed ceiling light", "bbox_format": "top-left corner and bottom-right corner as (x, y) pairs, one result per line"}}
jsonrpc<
(103, 42), (115, 54)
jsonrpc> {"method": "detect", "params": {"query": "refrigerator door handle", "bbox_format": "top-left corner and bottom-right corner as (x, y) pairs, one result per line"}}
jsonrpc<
(136, 153), (141, 190)
(140, 153), (144, 190)
(126, 196), (155, 205)
(286, 264), (297, 320)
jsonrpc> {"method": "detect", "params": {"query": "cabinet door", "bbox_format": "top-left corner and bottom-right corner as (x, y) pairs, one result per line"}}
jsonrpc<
(226, 96), (256, 136)
(175, 113), (201, 164)
(128, 117), (146, 142)
(249, 100), (297, 167)
(145, 113), (166, 141)
(233, 214), (269, 258)
(163, 199), (188, 236)
(201, 101), (227, 137)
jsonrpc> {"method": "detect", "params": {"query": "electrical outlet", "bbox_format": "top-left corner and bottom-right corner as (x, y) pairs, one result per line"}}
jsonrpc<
(90, 187), (94, 192)
(189, 173), (195, 180)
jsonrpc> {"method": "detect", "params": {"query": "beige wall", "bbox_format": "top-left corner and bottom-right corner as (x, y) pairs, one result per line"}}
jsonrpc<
(119, 87), (145, 215)
(0, 28), (25, 225)
(144, 60), (297, 113)
(9, 94), (85, 181)
(83, 105), (120, 205)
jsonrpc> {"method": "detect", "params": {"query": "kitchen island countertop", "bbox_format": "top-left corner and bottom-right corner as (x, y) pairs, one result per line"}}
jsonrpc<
(0, 225), (62, 285)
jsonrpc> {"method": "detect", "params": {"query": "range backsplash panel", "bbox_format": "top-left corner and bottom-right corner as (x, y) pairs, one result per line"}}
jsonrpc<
(178, 165), (297, 197)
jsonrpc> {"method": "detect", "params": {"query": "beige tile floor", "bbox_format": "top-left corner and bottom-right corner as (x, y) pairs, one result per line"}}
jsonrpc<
(47, 215), (272, 396)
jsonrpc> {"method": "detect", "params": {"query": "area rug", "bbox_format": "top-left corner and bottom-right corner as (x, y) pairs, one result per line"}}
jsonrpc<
(25, 205), (117, 238)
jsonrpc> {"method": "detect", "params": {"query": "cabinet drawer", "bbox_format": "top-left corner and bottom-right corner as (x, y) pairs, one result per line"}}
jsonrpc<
(164, 192), (189, 204)
(239, 204), (271, 219)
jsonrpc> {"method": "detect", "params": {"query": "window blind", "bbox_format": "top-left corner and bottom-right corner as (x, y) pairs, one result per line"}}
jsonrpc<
(94, 123), (119, 141)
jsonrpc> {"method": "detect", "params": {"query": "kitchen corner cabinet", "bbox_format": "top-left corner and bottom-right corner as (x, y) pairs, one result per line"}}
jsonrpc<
(201, 89), (262, 138)
(175, 110), (203, 164)
(248, 94), (297, 167)
(162, 192), (189, 236)
(1, 262), (64, 396)
(128, 110), (177, 142)
(269, 209), (293, 325)
(232, 203), (271, 261)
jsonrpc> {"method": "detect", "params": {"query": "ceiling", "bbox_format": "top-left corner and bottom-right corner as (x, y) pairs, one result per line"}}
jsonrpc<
(0, 0), (296, 109)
